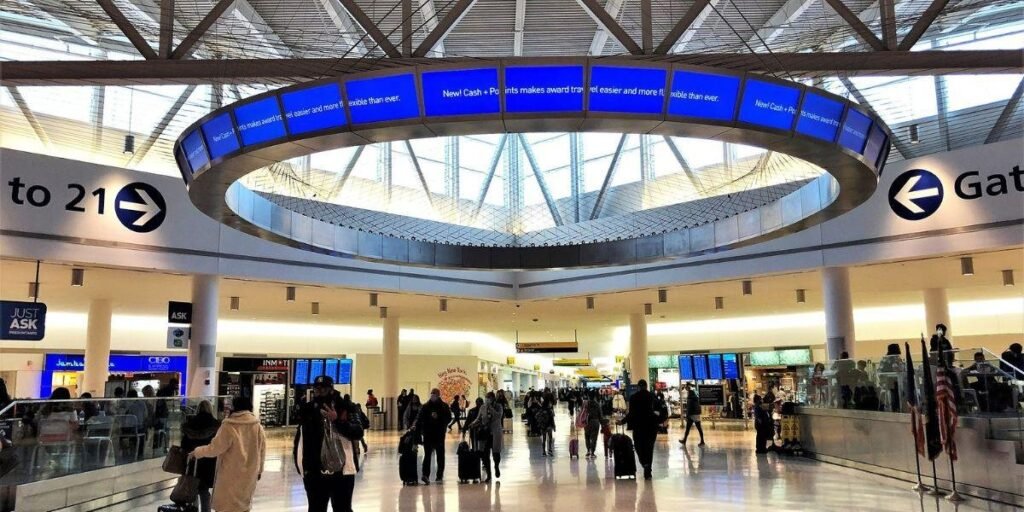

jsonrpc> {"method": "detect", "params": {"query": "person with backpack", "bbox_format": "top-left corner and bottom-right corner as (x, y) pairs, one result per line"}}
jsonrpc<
(353, 403), (370, 451)
(190, 396), (266, 512)
(447, 395), (463, 433)
(622, 380), (664, 480)
(412, 388), (451, 484)
(535, 399), (556, 456)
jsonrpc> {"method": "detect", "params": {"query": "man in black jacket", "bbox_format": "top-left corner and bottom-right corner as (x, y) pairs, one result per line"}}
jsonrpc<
(294, 375), (365, 512)
(413, 388), (451, 484)
(624, 380), (664, 480)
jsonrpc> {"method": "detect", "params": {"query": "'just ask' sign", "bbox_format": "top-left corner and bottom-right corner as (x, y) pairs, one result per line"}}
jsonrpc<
(1, 300), (46, 341)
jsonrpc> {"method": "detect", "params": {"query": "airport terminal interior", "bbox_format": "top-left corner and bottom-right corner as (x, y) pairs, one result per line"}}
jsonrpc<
(0, 0), (1022, 511)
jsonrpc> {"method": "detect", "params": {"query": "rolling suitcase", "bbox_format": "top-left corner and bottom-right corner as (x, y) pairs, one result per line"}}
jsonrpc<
(611, 434), (636, 479)
(457, 441), (482, 483)
(399, 431), (420, 485)
(158, 505), (197, 512)
(569, 431), (580, 459)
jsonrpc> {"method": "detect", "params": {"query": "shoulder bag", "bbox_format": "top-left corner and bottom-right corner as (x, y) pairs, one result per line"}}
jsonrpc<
(320, 418), (347, 474)
(162, 445), (187, 475)
(169, 459), (200, 505)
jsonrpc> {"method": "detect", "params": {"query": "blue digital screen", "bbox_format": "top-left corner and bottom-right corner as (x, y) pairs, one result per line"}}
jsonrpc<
(181, 130), (209, 172)
(693, 354), (709, 380)
(280, 83), (347, 135)
(346, 74), (419, 124)
(310, 359), (325, 381)
(668, 70), (741, 121)
(200, 113), (240, 160)
(421, 68), (500, 117)
(722, 353), (740, 379)
(839, 108), (872, 153)
(864, 123), (889, 168)
(796, 92), (844, 142)
(589, 66), (667, 114)
(738, 79), (801, 130)
(504, 65), (585, 113)
(324, 359), (339, 382)
(679, 355), (694, 380)
(294, 359), (310, 385)
(708, 354), (723, 380)
(234, 97), (286, 146)
(337, 358), (353, 385)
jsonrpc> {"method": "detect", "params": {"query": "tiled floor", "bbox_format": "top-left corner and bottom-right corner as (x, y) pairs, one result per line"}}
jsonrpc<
(130, 410), (1016, 511)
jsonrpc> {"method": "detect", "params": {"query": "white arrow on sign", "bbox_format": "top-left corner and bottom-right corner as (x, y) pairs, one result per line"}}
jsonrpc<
(118, 188), (161, 227)
(894, 175), (940, 214)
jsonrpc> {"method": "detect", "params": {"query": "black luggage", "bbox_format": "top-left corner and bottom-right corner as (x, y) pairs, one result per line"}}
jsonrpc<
(399, 431), (420, 485)
(456, 441), (482, 483)
(158, 505), (197, 512)
(611, 434), (636, 479)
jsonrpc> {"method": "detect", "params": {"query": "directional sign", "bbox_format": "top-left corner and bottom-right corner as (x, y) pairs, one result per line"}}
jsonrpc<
(115, 182), (166, 233)
(168, 301), (193, 324)
(888, 169), (944, 220)
(516, 341), (579, 353)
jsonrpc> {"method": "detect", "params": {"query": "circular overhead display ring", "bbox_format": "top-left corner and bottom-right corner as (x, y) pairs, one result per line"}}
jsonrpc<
(175, 58), (891, 270)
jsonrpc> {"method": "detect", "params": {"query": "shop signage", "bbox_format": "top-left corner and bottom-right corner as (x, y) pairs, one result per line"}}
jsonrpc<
(506, 357), (516, 366)
(889, 165), (1023, 221)
(516, 341), (579, 353)
(168, 301), (193, 324)
(436, 367), (472, 403)
(1, 300), (46, 341)
(166, 326), (190, 349)
(257, 359), (290, 372)
(43, 353), (187, 373)
(552, 358), (591, 367)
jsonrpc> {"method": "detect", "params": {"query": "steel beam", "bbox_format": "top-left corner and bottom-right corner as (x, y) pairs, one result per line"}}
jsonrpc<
(640, 0), (652, 54)
(127, 85), (197, 165)
(822, 0), (885, 51)
(879, 0), (897, 50)
(5, 86), (50, 146)
(417, 0), (445, 57)
(745, 0), (815, 50)
(404, 141), (436, 209)
(985, 77), (1024, 144)
(337, 0), (402, 58)
(402, 0), (413, 57)
(898, 0), (950, 51)
(90, 86), (105, 151)
(96, 0), (159, 59)
(327, 145), (365, 199)
(513, 0), (526, 56)
(577, 0), (643, 55)
(172, 0), (236, 59)
(662, 136), (702, 195)
(471, 135), (508, 221)
(934, 75), (951, 151)
(413, 0), (477, 58)
(518, 134), (564, 227)
(570, 133), (583, 222)
(654, 0), (711, 54)
(589, 134), (629, 220)
(587, 0), (624, 56)
(159, 0), (174, 58)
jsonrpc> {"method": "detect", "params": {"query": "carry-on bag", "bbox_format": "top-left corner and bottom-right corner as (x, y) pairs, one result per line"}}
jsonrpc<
(568, 429), (580, 459)
(611, 434), (636, 478)
(456, 441), (482, 483)
(157, 504), (197, 512)
(169, 460), (200, 505)
(162, 445), (187, 475)
(399, 448), (419, 485)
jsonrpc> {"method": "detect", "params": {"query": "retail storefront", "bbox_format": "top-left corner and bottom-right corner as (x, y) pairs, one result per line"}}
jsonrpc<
(41, 353), (187, 398)
(219, 356), (353, 427)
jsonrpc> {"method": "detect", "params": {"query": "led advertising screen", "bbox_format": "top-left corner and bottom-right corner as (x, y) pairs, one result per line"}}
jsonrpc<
(863, 123), (889, 168)
(324, 358), (339, 382)
(678, 355), (694, 381)
(293, 359), (310, 385)
(181, 129), (209, 173)
(200, 113), (240, 160)
(668, 70), (741, 121)
(504, 65), (585, 113)
(796, 92), (844, 142)
(693, 354), (709, 380)
(337, 358), (353, 385)
(722, 353), (740, 379)
(738, 79), (801, 131)
(345, 73), (419, 124)
(839, 108), (872, 153)
(309, 359), (325, 381)
(280, 83), (347, 135)
(708, 353), (724, 380)
(421, 67), (500, 117)
(589, 66), (667, 115)
(234, 96), (286, 146)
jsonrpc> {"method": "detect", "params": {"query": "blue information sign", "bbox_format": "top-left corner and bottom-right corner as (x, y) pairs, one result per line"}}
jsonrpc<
(738, 79), (801, 130)
(864, 123), (889, 168)
(588, 66), (667, 114)
(310, 359), (325, 381)
(42, 353), (187, 396)
(504, 65), (585, 113)
(200, 113), (240, 160)
(294, 359), (310, 385)
(234, 97), (286, 146)
(796, 92), (844, 142)
(280, 83), (347, 135)
(668, 70), (741, 121)
(181, 130), (209, 173)
(324, 359), (339, 382)
(1, 300), (46, 341)
(708, 354), (724, 380)
(346, 74), (419, 124)
(337, 358), (353, 385)
(839, 108), (873, 153)
(678, 355), (694, 381)
(693, 354), (709, 380)
(722, 353), (740, 379)
(421, 68), (500, 117)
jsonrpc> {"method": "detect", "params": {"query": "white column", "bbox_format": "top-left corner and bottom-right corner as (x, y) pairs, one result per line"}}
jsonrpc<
(81, 299), (112, 397)
(629, 312), (649, 384)
(923, 288), (950, 336)
(187, 275), (219, 398)
(822, 266), (856, 359)
(382, 314), (400, 428)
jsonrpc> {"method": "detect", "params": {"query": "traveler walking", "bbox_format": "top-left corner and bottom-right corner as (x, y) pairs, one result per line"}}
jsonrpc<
(396, 389), (408, 429)
(191, 395), (266, 512)
(752, 394), (773, 454)
(447, 395), (463, 433)
(622, 380), (664, 480)
(413, 388), (451, 484)
(181, 400), (220, 512)
(581, 391), (604, 458)
(679, 383), (705, 446)
(466, 392), (504, 481)
(535, 399), (556, 456)
(403, 394), (422, 433)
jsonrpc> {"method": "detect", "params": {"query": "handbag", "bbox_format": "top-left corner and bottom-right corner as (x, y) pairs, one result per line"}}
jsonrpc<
(169, 460), (200, 505)
(162, 445), (187, 475)
(319, 419), (346, 474)
(575, 405), (589, 429)
(502, 406), (513, 419)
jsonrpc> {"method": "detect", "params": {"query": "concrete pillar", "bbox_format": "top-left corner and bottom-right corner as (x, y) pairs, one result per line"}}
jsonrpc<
(822, 267), (856, 359)
(923, 288), (950, 336)
(382, 314), (399, 429)
(629, 312), (649, 384)
(187, 275), (219, 398)
(81, 299), (112, 397)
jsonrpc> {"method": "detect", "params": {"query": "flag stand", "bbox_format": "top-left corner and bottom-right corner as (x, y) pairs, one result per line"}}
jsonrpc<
(927, 460), (945, 496)
(945, 457), (965, 502)
(910, 434), (928, 492)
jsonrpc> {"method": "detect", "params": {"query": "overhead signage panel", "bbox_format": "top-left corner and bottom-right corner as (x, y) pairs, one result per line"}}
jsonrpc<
(504, 65), (585, 113)
(421, 67), (501, 117)
(708, 353), (724, 380)
(678, 355), (694, 380)
(693, 354), (709, 380)
(553, 358), (591, 367)
(310, 359), (325, 380)
(516, 341), (579, 353)
(588, 66), (667, 114)
(722, 353), (740, 379)
(345, 74), (420, 124)
(738, 78), (801, 131)
(668, 70), (741, 121)
(294, 359), (310, 385)
(796, 92), (844, 142)
(863, 122), (889, 167)
(234, 96), (287, 146)
(167, 301), (193, 324)
(200, 113), (240, 160)
(181, 130), (209, 173)
(280, 83), (347, 135)
(1, 300), (46, 341)
(337, 358), (353, 385)
(839, 108), (873, 154)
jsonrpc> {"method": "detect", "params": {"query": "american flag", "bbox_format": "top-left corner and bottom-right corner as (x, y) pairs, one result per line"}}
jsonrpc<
(905, 342), (925, 457)
(935, 347), (959, 461)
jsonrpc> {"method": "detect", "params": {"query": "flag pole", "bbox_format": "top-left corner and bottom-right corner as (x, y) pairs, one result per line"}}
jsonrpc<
(946, 454), (964, 502)
(910, 428), (928, 492)
(908, 338), (928, 493)
(927, 459), (944, 496)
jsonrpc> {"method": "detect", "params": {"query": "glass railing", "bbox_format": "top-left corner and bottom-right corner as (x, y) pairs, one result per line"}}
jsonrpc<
(0, 396), (230, 487)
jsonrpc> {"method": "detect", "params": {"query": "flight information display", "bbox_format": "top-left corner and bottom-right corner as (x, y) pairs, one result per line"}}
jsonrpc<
(864, 123), (889, 168)
(504, 65), (585, 113)
(280, 83), (347, 135)
(337, 358), (353, 385)
(181, 129), (209, 173)
(708, 354), (724, 380)
(693, 354), (709, 380)
(839, 108), (872, 153)
(589, 66), (667, 114)
(234, 96), (286, 146)
(324, 358), (339, 382)
(293, 359), (310, 385)
(200, 113), (240, 160)
(345, 73), (419, 124)
(722, 353), (740, 379)
(668, 70), (741, 121)
(309, 359), (325, 381)
(678, 355), (694, 380)
(796, 92), (844, 142)
(738, 78), (801, 131)
(421, 68), (500, 117)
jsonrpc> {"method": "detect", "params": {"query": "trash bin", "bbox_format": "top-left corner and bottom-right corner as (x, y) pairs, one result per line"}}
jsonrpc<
(371, 411), (386, 431)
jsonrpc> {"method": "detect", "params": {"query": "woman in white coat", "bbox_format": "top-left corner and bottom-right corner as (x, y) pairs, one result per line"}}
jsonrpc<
(192, 396), (267, 512)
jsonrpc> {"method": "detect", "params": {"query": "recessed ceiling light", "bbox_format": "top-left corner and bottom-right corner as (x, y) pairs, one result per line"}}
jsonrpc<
(71, 268), (84, 287)
(1003, 269), (1015, 286)
(286, 286), (296, 302)
(960, 257), (974, 276)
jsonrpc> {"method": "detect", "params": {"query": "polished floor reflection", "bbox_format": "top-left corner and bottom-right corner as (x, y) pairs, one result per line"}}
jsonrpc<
(127, 410), (1013, 511)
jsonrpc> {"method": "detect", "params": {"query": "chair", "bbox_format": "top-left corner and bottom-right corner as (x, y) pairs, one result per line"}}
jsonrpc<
(112, 414), (141, 461)
(30, 418), (79, 474)
(82, 415), (115, 468)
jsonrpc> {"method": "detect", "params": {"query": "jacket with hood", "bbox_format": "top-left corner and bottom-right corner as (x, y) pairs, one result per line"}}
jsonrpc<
(180, 411), (221, 488)
(192, 411), (266, 512)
